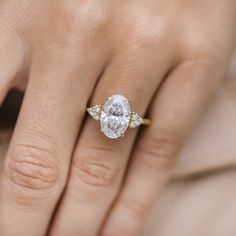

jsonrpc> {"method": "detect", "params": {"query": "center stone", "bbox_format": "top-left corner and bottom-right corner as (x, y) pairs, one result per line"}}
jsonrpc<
(100, 95), (131, 139)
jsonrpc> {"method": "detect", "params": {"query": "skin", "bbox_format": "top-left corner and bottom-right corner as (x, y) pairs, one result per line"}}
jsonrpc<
(0, 0), (236, 235)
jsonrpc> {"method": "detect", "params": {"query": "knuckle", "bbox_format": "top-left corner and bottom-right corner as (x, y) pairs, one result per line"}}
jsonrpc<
(71, 146), (121, 188)
(128, 23), (160, 46)
(137, 130), (180, 170)
(187, 44), (214, 60)
(70, 2), (107, 33)
(183, 31), (218, 60)
(5, 143), (60, 192)
(36, 4), (107, 53)
(120, 8), (166, 47)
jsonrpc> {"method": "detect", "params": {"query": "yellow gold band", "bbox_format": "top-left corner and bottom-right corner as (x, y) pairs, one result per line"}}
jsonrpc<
(142, 118), (151, 126)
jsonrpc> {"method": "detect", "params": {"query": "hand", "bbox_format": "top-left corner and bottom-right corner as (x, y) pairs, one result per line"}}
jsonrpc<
(0, 0), (235, 235)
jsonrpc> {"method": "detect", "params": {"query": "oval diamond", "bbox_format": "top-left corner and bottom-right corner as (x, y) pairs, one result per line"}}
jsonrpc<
(100, 95), (131, 139)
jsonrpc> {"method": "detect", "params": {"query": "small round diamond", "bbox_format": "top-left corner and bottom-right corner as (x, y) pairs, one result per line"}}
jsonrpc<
(100, 95), (131, 139)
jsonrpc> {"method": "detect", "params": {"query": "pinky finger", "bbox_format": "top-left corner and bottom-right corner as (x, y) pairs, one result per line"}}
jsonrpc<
(101, 59), (225, 236)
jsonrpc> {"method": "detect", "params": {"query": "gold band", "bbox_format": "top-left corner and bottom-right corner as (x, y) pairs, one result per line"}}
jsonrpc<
(142, 118), (151, 126)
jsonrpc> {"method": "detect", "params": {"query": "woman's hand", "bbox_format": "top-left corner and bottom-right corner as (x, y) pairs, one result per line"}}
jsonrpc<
(0, 0), (235, 235)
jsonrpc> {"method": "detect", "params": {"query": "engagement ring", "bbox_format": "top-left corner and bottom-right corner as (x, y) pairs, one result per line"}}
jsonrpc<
(87, 94), (150, 139)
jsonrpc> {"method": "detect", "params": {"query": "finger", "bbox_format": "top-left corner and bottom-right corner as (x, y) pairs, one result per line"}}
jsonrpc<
(101, 59), (225, 236)
(50, 39), (172, 236)
(0, 41), (105, 236)
(0, 27), (25, 105)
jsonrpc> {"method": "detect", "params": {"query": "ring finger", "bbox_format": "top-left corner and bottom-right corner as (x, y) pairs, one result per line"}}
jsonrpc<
(50, 36), (174, 236)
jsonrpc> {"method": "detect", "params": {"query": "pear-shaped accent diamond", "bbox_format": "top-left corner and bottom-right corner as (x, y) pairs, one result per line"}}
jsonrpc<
(87, 105), (102, 120)
(129, 112), (143, 128)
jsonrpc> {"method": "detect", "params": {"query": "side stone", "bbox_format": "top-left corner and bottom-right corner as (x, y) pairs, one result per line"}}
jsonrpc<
(87, 105), (102, 120)
(129, 112), (143, 128)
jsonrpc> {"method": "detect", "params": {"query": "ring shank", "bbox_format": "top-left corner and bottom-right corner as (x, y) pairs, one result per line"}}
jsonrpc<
(143, 118), (151, 126)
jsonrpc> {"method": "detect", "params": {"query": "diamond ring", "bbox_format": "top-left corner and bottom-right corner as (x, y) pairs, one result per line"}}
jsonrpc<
(87, 94), (150, 139)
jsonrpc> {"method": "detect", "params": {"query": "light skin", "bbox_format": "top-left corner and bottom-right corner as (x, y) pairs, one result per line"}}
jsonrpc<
(0, 0), (236, 235)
